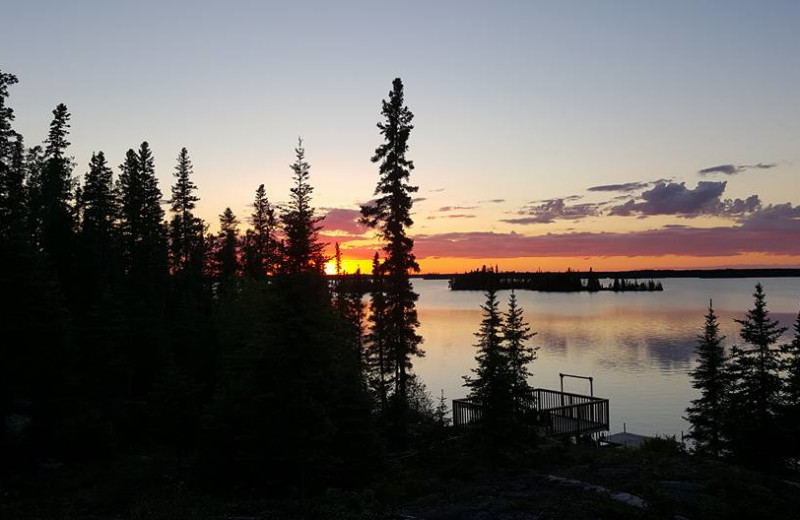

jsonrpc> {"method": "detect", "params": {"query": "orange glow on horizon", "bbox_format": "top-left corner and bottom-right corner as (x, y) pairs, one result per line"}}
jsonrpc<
(323, 250), (799, 274)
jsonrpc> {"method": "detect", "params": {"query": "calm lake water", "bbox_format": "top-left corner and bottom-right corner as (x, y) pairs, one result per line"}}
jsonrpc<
(411, 277), (800, 437)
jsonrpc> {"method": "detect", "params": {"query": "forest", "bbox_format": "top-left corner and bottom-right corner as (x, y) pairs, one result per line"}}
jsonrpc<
(3, 67), (800, 518)
(0, 71), (431, 490)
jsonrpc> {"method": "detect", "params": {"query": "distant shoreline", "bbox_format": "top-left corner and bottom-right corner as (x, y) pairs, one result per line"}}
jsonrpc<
(416, 268), (800, 280)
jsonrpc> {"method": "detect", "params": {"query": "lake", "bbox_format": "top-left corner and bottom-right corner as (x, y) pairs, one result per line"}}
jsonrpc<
(411, 277), (800, 437)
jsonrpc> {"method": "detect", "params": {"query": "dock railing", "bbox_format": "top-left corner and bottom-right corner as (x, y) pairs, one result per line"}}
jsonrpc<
(452, 388), (609, 437)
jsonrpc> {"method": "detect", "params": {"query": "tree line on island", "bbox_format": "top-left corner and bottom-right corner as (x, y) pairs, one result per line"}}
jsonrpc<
(0, 70), (432, 488)
(449, 265), (663, 292)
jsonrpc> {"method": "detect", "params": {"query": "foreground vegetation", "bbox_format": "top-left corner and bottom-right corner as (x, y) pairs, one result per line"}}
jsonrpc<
(3, 434), (800, 519)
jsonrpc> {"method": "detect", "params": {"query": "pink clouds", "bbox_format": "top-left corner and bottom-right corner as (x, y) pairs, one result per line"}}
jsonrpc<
(408, 224), (800, 259)
(320, 208), (368, 235)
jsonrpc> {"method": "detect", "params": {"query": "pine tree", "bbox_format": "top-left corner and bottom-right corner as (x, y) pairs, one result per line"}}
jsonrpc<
(360, 78), (422, 426)
(365, 253), (391, 413)
(117, 142), (166, 284)
(727, 283), (786, 462)
(464, 287), (513, 432)
(0, 69), (20, 239)
(242, 183), (278, 278)
(684, 301), (729, 457)
(167, 147), (204, 275)
(779, 309), (800, 457)
(116, 142), (167, 403)
(281, 138), (325, 275)
(80, 152), (117, 243)
(435, 389), (450, 427)
(38, 104), (75, 286)
(77, 151), (120, 297)
(216, 207), (240, 281)
(503, 290), (538, 408)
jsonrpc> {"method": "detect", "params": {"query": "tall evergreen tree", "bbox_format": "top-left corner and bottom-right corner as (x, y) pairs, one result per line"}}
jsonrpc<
(365, 253), (391, 413)
(779, 309), (800, 457)
(502, 290), (538, 407)
(360, 78), (422, 427)
(464, 287), (513, 433)
(243, 183), (278, 278)
(727, 283), (786, 463)
(167, 147), (204, 275)
(0, 69), (20, 239)
(281, 138), (325, 274)
(117, 142), (166, 284)
(38, 104), (75, 286)
(116, 143), (167, 404)
(77, 151), (120, 300)
(684, 301), (729, 457)
(216, 207), (240, 281)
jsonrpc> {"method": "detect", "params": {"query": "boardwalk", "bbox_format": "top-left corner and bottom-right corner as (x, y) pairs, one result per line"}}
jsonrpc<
(452, 388), (610, 438)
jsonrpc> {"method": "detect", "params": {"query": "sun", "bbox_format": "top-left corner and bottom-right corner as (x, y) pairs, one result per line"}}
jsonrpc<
(324, 261), (337, 276)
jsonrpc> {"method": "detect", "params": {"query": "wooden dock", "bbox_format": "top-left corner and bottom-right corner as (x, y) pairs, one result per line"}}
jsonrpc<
(452, 388), (610, 438)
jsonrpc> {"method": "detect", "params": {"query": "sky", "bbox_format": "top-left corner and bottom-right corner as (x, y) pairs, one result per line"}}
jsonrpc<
(3, 1), (799, 273)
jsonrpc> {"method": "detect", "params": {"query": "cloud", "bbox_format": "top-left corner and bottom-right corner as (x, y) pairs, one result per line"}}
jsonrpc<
(588, 182), (652, 193)
(438, 205), (478, 212)
(404, 215), (800, 259)
(502, 198), (600, 224)
(698, 163), (777, 175)
(608, 181), (760, 218)
(739, 203), (800, 231)
(479, 199), (506, 204)
(429, 188), (446, 193)
(412, 197), (427, 203)
(428, 214), (477, 220)
(321, 208), (368, 235)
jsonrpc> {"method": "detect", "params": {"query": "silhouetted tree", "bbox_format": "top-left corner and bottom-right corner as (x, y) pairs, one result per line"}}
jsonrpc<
(36, 104), (75, 287)
(503, 290), (538, 408)
(360, 78), (422, 433)
(464, 287), (513, 434)
(242, 183), (278, 278)
(685, 301), (729, 457)
(435, 389), (450, 427)
(76, 150), (121, 308)
(215, 207), (240, 282)
(281, 138), (325, 274)
(0, 69), (22, 240)
(727, 283), (786, 464)
(779, 309), (800, 458)
(365, 253), (391, 413)
(117, 142), (166, 286)
(168, 147), (204, 276)
(116, 143), (167, 403)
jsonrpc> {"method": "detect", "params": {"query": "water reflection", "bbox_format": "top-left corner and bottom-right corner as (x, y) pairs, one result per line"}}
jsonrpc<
(413, 277), (800, 437)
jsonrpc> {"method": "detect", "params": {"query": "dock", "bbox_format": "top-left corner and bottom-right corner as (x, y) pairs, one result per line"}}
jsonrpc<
(452, 387), (610, 438)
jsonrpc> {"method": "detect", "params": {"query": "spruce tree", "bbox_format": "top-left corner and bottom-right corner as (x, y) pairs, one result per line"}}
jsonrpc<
(684, 301), (729, 457)
(216, 207), (240, 281)
(0, 69), (20, 239)
(779, 309), (800, 457)
(168, 147), (204, 275)
(360, 78), (422, 427)
(727, 283), (786, 462)
(281, 138), (325, 275)
(78, 151), (121, 302)
(365, 253), (391, 413)
(503, 290), (538, 408)
(242, 183), (278, 278)
(464, 287), (513, 433)
(117, 142), (166, 282)
(38, 104), (75, 286)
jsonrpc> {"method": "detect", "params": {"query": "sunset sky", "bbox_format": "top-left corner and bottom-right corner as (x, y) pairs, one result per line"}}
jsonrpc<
(3, 1), (799, 273)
